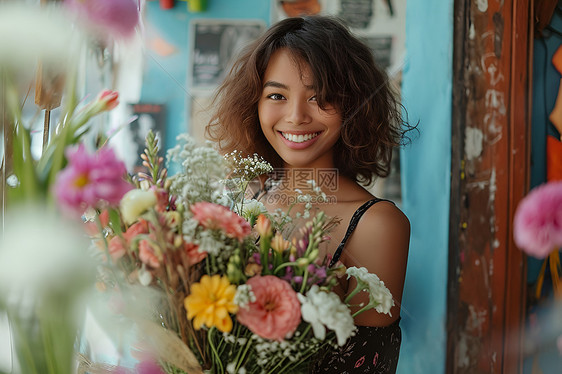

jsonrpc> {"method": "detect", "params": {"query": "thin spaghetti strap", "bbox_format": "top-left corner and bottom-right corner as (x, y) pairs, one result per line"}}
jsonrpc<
(329, 198), (394, 267)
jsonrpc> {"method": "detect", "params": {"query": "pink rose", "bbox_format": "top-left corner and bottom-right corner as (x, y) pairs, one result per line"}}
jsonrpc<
(237, 276), (301, 341)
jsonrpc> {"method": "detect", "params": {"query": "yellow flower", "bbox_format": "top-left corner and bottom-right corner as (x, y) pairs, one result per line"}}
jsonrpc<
(184, 275), (238, 333)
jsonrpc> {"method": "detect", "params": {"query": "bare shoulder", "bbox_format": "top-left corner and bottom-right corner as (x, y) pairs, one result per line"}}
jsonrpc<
(345, 200), (410, 257)
(359, 200), (410, 243)
(341, 200), (410, 325)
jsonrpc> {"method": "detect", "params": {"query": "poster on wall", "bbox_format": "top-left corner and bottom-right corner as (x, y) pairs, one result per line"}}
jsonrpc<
(128, 103), (166, 170)
(270, 0), (404, 73)
(189, 19), (266, 93)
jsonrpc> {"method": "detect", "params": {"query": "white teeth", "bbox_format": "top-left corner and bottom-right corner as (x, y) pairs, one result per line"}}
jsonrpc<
(281, 132), (319, 143)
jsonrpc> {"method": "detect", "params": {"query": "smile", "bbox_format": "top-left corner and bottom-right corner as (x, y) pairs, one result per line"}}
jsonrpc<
(280, 132), (320, 143)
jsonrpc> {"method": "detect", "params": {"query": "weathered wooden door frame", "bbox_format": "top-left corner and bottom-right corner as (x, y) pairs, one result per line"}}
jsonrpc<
(447, 0), (532, 373)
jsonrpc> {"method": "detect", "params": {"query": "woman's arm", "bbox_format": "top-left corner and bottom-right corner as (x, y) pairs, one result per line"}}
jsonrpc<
(340, 201), (410, 327)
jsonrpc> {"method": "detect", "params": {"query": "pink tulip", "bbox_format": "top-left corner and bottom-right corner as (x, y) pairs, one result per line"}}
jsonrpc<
(97, 90), (119, 111)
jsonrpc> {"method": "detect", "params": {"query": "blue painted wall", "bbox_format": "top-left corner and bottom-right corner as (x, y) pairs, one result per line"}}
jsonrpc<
(140, 0), (271, 151)
(399, 1), (453, 373)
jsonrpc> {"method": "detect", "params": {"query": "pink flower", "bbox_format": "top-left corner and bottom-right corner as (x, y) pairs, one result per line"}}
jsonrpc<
(139, 235), (161, 268)
(108, 236), (127, 261)
(513, 181), (562, 258)
(190, 202), (251, 241)
(135, 359), (165, 374)
(55, 145), (131, 214)
(123, 219), (150, 242)
(184, 242), (206, 265)
(64, 0), (140, 40)
(236, 276), (301, 341)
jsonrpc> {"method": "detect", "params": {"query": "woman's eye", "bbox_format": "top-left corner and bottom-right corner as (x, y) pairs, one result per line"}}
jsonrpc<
(267, 93), (285, 100)
(309, 95), (318, 102)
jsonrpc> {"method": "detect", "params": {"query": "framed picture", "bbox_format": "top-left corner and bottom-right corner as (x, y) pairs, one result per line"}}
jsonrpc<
(128, 103), (166, 170)
(189, 19), (266, 93)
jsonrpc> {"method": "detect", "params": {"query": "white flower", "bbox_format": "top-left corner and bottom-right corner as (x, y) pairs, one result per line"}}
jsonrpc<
(297, 285), (356, 346)
(138, 265), (153, 286)
(346, 267), (394, 315)
(241, 199), (267, 221)
(120, 189), (157, 225)
(196, 230), (222, 256)
(233, 284), (256, 309)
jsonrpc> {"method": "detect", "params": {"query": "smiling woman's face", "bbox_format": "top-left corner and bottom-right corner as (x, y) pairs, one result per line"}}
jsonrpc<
(258, 48), (342, 170)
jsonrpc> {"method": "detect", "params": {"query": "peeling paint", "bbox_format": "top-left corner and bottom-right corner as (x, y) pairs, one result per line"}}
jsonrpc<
(467, 304), (488, 335)
(489, 168), (497, 199)
(465, 127), (484, 160)
(469, 22), (475, 39)
(477, 0), (488, 12)
(458, 334), (470, 368)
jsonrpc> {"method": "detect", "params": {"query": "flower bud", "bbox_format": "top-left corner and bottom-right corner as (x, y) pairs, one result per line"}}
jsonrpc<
(244, 263), (262, 277)
(297, 258), (309, 267)
(120, 189), (157, 225)
(96, 90), (119, 111)
(307, 249), (319, 262)
(270, 232), (290, 253)
(255, 214), (272, 238)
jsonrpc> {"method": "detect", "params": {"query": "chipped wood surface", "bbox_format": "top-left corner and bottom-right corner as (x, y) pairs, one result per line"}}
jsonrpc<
(448, 0), (532, 373)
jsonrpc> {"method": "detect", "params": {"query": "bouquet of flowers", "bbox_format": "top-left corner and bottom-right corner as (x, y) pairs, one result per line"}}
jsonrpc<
(67, 131), (394, 374)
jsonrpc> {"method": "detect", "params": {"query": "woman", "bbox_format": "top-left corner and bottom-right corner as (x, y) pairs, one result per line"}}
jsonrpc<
(207, 15), (413, 373)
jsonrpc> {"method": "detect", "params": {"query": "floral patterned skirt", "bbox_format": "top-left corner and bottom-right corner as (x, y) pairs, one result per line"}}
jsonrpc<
(311, 319), (401, 374)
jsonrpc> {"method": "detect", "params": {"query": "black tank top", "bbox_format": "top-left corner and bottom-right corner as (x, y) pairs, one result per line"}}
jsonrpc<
(313, 198), (402, 374)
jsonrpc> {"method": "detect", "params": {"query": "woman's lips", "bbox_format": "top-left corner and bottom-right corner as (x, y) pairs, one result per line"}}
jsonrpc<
(278, 131), (322, 149)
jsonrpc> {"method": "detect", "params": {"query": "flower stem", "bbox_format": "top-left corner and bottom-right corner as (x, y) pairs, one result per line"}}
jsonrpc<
(344, 282), (364, 305)
(208, 327), (224, 373)
(352, 302), (376, 318)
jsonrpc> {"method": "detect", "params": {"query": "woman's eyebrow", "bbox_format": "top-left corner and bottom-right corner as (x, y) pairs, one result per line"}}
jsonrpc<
(263, 81), (288, 89)
(263, 81), (314, 90)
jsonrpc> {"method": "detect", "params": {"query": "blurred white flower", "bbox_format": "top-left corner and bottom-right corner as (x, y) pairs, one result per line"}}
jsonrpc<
(0, 3), (81, 72)
(0, 206), (95, 309)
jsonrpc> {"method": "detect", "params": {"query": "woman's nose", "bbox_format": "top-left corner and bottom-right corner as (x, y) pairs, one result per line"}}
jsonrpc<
(286, 100), (311, 125)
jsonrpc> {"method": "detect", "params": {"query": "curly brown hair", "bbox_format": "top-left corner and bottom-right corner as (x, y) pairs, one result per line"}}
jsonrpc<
(206, 16), (412, 185)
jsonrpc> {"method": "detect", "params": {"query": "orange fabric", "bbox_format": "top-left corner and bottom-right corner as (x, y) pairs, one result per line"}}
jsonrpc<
(547, 135), (562, 181)
(549, 79), (562, 136)
(553, 45), (562, 73)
